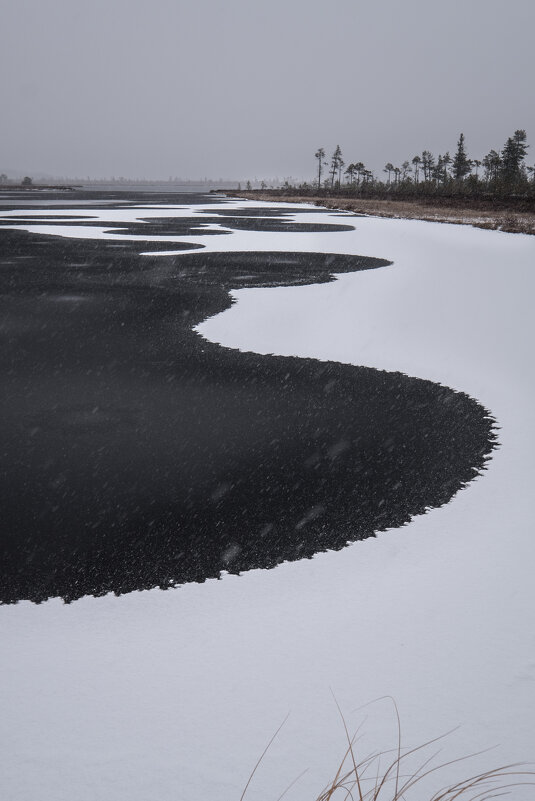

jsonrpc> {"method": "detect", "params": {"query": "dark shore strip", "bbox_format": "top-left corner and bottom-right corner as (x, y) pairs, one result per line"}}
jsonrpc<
(0, 184), (80, 191)
(225, 190), (535, 234)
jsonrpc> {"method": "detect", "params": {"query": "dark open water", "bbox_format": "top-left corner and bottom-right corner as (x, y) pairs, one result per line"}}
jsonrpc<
(0, 191), (496, 603)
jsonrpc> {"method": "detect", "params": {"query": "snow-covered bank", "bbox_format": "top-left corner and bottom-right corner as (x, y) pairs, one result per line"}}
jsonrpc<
(1, 201), (534, 801)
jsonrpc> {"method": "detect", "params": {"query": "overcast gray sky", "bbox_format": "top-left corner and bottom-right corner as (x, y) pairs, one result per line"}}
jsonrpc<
(2, 0), (534, 180)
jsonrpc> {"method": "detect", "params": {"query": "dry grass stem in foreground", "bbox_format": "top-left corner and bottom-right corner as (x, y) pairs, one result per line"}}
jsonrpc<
(315, 734), (533, 801)
(241, 700), (534, 801)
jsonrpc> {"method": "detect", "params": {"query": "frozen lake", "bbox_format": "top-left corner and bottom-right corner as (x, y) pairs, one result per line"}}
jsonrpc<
(0, 193), (495, 603)
(1, 192), (534, 800)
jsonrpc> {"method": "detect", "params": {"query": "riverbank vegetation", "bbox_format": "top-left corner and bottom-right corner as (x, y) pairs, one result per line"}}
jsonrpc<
(233, 130), (535, 234)
(305, 130), (533, 200)
(239, 130), (533, 202)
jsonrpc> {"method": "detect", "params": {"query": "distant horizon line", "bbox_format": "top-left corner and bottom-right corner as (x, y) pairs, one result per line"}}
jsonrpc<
(0, 174), (299, 186)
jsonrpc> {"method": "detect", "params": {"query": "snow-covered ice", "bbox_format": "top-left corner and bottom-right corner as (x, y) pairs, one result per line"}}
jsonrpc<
(1, 200), (534, 800)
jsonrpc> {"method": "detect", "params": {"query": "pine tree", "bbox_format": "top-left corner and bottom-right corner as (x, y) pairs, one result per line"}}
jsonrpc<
(501, 129), (528, 184)
(442, 152), (452, 183)
(329, 145), (343, 188)
(483, 150), (501, 183)
(434, 155), (444, 185)
(354, 162), (365, 186)
(337, 151), (345, 187)
(452, 133), (471, 181)
(315, 148), (326, 190)
(345, 164), (356, 185)
(421, 151), (435, 182)
(412, 155), (421, 183)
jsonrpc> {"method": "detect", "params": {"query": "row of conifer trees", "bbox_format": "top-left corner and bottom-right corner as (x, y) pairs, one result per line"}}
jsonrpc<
(305, 131), (532, 197)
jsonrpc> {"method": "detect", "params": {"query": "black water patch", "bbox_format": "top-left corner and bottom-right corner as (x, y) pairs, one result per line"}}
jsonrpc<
(0, 193), (497, 604)
(0, 219), (227, 238)
(0, 216), (354, 236)
(0, 219), (134, 227)
(0, 215), (101, 221)
(103, 222), (229, 237)
(0, 228), (204, 255)
(205, 218), (355, 233)
(200, 207), (334, 217)
(103, 217), (354, 236)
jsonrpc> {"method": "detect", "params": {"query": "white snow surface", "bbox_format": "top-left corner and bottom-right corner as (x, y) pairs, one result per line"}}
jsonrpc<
(1, 200), (535, 800)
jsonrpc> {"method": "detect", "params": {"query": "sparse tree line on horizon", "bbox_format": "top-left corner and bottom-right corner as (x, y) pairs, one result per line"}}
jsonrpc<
(0, 174), (33, 186)
(300, 130), (533, 198)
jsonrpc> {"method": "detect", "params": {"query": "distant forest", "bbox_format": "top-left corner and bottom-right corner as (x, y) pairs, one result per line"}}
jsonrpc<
(264, 130), (534, 199)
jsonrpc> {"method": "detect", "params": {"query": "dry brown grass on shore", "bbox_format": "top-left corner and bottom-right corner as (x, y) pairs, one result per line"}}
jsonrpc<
(314, 728), (534, 801)
(227, 192), (535, 235)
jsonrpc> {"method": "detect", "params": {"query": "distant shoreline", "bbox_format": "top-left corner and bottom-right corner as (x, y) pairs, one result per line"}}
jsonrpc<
(0, 184), (79, 191)
(225, 190), (535, 235)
